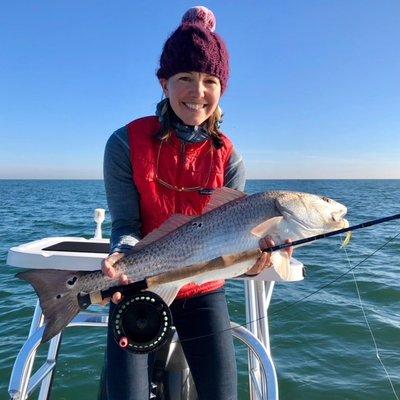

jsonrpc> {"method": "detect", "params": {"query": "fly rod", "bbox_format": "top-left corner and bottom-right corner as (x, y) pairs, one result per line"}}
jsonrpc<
(81, 213), (400, 307)
(263, 213), (400, 253)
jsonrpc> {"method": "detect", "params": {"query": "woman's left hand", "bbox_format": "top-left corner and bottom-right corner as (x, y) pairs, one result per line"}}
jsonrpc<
(245, 237), (293, 276)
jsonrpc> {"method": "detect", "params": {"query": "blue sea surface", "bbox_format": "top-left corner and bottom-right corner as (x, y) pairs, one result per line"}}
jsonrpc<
(0, 179), (399, 399)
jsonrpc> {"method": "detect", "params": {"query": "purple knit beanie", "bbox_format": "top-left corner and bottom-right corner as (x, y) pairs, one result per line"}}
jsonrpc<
(157, 6), (230, 94)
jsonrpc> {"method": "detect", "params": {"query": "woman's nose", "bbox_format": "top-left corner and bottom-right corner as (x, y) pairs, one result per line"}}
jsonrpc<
(189, 80), (204, 97)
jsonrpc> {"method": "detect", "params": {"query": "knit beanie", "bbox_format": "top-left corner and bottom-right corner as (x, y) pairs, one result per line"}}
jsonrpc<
(156, 6), (230, 94)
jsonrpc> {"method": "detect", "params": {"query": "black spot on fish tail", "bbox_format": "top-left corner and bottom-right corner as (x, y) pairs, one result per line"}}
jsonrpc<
(67, 276), (78, 286)
(16, 269), (88, 343)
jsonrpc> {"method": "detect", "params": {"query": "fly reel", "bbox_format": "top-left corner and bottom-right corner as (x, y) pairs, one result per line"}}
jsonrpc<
(111, 291), (173, 354)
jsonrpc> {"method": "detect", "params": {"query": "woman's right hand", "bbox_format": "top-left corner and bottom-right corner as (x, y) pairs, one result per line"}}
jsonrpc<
(101, 252), (129, 304)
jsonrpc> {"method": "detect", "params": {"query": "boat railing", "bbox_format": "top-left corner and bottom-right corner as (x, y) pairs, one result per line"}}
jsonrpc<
(9, 298), (277, 400)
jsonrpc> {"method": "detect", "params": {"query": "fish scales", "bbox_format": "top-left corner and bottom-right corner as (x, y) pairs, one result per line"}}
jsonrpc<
(83, 193), (277, 293)
(76, 193), (276, 293)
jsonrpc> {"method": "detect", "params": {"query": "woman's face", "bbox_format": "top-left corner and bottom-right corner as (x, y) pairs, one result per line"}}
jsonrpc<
(160, 72), (221, 126)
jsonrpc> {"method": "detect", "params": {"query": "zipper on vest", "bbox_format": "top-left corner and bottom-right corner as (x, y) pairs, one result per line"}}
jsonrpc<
(176, 142), (186, 211)
(179, 142), (186, 186)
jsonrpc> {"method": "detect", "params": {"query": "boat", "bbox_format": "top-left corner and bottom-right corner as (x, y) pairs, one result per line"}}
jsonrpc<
(7, 208), (304, 400)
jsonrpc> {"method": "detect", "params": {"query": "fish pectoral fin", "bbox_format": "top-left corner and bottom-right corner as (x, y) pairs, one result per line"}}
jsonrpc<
(251, 216), (283, 238)
(270, 250), (291, 280)
(148, 283), (184, 306)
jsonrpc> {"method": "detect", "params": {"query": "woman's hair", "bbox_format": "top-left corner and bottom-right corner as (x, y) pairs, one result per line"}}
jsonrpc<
(156, 99), (224, 149)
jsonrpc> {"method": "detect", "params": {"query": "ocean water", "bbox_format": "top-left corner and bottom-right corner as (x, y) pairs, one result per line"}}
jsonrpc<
(0, 179), (399, 400)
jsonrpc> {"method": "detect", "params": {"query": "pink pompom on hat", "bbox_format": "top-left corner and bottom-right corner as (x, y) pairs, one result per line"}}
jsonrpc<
(156, 6), (230, 94)
(181, 5), (217, 32)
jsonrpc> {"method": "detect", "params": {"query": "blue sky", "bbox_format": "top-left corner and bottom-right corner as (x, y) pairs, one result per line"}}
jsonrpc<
(1, 1), (399, 179)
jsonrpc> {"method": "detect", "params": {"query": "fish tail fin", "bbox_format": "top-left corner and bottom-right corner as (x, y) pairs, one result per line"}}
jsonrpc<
(17, 269), (86, 342)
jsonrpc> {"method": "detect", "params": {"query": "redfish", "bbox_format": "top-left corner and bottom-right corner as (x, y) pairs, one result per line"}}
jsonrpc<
(17, 188), (348, 342)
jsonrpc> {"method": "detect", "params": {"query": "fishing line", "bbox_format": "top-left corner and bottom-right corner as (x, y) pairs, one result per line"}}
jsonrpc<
(269, 231), (400, 317)
(172, 230), (400, 347)
(342, 239), (400, 400)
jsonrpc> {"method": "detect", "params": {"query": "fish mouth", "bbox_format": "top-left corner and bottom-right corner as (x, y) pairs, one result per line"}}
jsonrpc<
(332, 209), (347, 222)
(331, 208), (349, 230)
(338, 218), (350, 229)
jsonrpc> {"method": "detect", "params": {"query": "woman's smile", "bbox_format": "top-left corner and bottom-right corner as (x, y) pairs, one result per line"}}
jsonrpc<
(182, 102), (206, 111)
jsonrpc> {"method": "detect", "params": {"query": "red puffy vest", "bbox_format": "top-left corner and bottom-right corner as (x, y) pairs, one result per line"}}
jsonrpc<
(128, 116), (234, 299)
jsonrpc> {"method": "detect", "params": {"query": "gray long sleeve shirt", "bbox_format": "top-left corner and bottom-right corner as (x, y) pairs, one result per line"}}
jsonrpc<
(103, 124), (246, 254)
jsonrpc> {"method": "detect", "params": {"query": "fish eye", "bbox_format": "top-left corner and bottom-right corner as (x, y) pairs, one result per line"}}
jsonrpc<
(321, 196), (330, 203)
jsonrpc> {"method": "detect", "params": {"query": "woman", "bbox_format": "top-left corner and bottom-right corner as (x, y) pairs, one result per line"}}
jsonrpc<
(100, 6), (292, 400)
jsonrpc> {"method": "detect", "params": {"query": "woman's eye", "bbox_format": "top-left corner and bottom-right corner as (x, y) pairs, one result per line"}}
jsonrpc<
(179, 76), (191, 82)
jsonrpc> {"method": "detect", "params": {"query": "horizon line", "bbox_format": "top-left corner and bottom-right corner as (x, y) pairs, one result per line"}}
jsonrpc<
(1, 178), (400, 181)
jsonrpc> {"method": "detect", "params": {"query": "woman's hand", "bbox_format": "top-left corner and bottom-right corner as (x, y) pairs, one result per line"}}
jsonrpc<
(101, 252), (129, 304)
(245, 237), (293, 276)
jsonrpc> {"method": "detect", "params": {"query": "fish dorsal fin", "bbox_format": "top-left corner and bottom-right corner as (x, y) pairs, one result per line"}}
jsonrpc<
(133, 187), (246, 252)
(203, 187), (247, 213)
(251, 216), (283, 238)
(133, 214), (194, 252)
